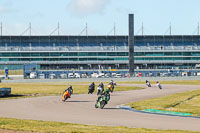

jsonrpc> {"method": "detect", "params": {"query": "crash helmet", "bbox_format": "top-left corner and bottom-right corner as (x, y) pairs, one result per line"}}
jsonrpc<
(107, 84), (112, 89)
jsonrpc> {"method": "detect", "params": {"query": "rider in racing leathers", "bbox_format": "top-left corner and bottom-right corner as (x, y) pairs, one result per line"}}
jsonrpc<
(108, 80), (116, 91)
(64, 85), (73, 98)
(98, 82), (104, 90)
(97, 89), (110, 104)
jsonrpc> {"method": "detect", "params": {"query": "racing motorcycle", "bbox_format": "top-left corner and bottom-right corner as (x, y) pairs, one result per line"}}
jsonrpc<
(97, 86), (104, 95)
(146, 81), (151, 87)
(95, 89), (110, 109)
(88, 83), (95, 94)
(107, 81), (116, 93)
(157, 83), (162, 89)
(62, 90), (72, 102)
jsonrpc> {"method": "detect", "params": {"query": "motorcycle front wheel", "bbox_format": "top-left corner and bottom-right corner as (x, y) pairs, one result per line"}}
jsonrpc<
(159, 85), (162, 89)
(62, 96), (67, 102)
(97, 90), (100, 95)
(100, 101), (106, 109)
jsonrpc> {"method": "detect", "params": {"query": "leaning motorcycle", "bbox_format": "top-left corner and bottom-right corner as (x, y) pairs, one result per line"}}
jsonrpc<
(146, 82), (151, 87)
(158, 84), (162, 89)
(97, 86), (104, 95)
(88, 85), (95, 94)
(95, 90), (110, 109)
(156, 83), (162, 89)
(62, 91), (71, 102)
(107, 82), (116, 92)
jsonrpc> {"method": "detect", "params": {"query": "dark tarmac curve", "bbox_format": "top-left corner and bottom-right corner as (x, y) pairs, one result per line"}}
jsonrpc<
(0, 84), (200, 132)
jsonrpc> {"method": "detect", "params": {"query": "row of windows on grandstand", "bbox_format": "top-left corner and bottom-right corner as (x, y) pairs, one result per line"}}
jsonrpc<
(0, 43), (127, 46)
(0, 42), (200, 46)
(0, 35), (199, 43)
(0, 36), (128, 43)
(0, 52), (128, 57)
(1, 57), (200, 61)
(0, 58), (127, 61)
(0, 52), (200, 57)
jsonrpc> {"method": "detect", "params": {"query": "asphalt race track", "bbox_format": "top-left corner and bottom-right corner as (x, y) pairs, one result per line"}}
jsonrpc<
(0, 84), (200, 132)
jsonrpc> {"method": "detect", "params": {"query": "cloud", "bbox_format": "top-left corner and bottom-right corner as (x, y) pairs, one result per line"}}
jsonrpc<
(0, 4), (17, 14)
(115, 7), (134, 15)
(67, 0), (111, 17)
(0, 5), (6, 13)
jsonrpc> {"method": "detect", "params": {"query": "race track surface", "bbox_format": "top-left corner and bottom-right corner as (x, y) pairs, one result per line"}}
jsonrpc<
(0, 84), (200, 131)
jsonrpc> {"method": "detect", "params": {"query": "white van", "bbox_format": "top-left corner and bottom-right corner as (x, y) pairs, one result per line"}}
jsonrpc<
(68, 73), (74, 78)
(39, 74), (45, 79)
(91, 73), (98, 78)
(30, 72), (36, 79)
(49, 74), (56, 79)
(74, 73), (80, 78)
(97, 73), (105, 78)
(114, 73), (122, 78)
(60, 74), (67, 79)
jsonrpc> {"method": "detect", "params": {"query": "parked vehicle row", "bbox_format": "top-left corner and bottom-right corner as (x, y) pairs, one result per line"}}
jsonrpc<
(28, 72), (123, 79)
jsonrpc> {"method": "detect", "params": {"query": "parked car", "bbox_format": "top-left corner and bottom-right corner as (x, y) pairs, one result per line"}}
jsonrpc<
(105, 73), (111, 78)
(113, 73), (122, 78)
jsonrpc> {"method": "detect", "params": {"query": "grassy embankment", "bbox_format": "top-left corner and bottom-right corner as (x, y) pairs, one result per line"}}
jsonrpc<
(128, 88), (200, 116)
(0, 117), (199, 133)
(0, 70), (23, 75)
(0, 82), (143, 99)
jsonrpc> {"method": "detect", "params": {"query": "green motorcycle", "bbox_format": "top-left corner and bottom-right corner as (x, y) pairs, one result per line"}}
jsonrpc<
(95, 89), (110, 109)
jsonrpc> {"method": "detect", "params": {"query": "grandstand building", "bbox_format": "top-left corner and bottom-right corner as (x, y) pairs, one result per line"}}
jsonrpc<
(0, 35), (200, 78)
(1, 14), (200, 78)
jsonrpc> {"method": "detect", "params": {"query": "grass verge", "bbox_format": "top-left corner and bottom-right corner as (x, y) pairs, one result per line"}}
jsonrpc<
(128, 89), (200, 116)
(0, 117), (199, 133)
(0, 82), (143, 100)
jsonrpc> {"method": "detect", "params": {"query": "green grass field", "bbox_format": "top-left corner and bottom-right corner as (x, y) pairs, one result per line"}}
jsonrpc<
(0, 82), (143, 100)
(0, 70), (23, 75)
(128, 89), (200, 116)
(0, 117), (199, 133)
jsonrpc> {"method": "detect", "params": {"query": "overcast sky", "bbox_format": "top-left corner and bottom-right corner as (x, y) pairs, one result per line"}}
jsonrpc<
(0, 0), (200, 35)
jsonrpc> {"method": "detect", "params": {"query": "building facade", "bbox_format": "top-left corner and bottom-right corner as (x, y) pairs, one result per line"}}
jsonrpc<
(0, 35), (200, 77)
